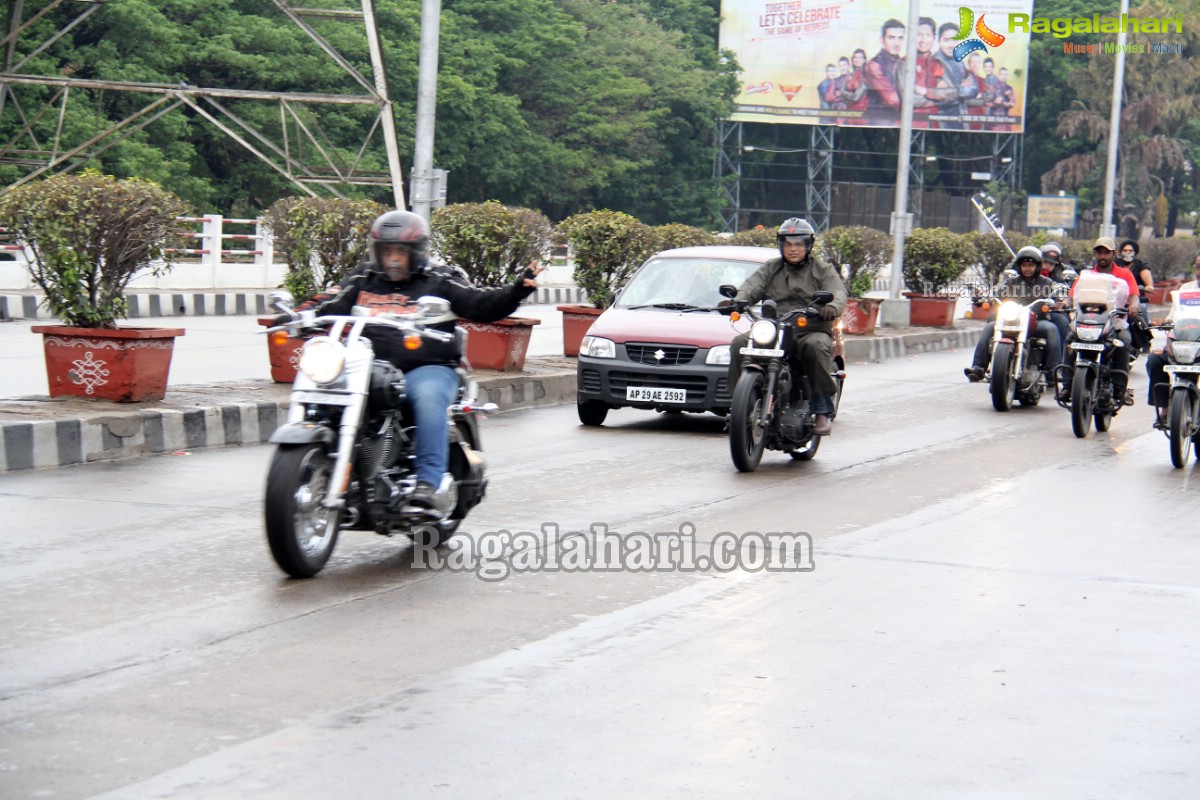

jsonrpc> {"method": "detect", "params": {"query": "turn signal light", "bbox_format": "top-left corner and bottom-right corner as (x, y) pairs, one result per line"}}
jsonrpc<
(730, 311), (741, 322)
(404, 333), (423, 350)
(270, 330), (291, 346)
(796, 317), (808, 328)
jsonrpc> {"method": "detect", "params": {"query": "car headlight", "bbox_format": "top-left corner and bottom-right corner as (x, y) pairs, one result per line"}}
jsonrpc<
(705, 345), (731, 365)
(750, 319), (778, 346)
(298, 337), (346, 384)
(997, 301), (1023, 324)
(1075, 325), (1103, 342)
(581, 335), (616, 359)
(1169, 340), (1200, 364)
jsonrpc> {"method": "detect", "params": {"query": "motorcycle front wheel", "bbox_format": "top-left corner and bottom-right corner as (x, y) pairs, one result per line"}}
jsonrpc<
(1070, 365), (1094, 438)
(990, 342), (1016, 412)
(730, 371), (767, 472)
(1168, 389), (1196, 469)
(265, 443), (342, 578)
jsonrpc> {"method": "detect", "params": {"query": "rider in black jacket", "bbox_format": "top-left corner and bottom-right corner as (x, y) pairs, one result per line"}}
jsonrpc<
(283, 210), (542, 513)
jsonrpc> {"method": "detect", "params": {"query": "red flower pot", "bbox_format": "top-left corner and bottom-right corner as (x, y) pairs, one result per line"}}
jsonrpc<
(557, 304), (604, 355)
(458, 316), (541, 371)
(31, 325), (185, 402)
(903, 293), (957, 328)
(258, 316), (304, 383)
(841, 298), (881, 335)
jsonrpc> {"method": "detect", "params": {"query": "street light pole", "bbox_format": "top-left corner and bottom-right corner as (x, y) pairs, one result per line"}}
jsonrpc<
(1100, 0), (1130, 240)
(880, 0), (921, 326)
(411, 0), (441, 221)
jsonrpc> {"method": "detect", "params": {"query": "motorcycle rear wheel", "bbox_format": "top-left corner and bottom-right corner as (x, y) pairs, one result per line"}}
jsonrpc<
(789, 436), (820, 461)
(265, 443), (342, 578)
(990, 342), (1016, 412)
(1070, 366), (1094, 439)
(730, 371), (767, 472)
(1168, 390), (1195, 469)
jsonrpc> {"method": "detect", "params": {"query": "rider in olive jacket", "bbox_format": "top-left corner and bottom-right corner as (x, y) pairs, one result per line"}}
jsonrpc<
(729, 218), (847, 435)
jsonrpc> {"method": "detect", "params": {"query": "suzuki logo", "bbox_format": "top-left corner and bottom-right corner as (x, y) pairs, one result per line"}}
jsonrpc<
(654, 349), (666, 362)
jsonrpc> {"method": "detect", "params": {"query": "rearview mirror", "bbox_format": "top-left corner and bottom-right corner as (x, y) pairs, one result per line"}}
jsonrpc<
(813, 290), (834, 305)
(719, 284), (738, 299)
(269, 291), (294, 313)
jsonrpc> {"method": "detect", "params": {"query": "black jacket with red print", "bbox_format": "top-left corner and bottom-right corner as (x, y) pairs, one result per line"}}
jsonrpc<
(291, 262), (535, 371)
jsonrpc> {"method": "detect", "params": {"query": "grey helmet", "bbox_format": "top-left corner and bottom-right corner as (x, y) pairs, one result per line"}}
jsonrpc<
(1040, 242), (1063, 263)
(776, 217), (816, 260)
(1012, 245), (1043, 270)
(367, 210), (430, 272)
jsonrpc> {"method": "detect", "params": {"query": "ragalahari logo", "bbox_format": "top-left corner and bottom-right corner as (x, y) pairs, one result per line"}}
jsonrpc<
(951, 7), (1007, 62)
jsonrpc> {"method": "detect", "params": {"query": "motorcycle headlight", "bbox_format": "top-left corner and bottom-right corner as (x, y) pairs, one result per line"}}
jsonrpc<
(750, 319), (778, 346)
(298, 337), (346, 385)
(581, 335), (615, 359)
(705, 345), (731, 365)
(1169, 340), (1200, 364)
(997, 301), (1023, 324)
(1075, 325), (1103, 342)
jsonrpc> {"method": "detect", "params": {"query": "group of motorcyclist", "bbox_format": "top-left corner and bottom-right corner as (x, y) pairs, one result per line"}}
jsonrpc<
(282, 207), (1190, 520)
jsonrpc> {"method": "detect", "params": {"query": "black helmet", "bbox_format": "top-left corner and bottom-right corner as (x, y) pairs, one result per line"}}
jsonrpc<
(368, 210), (430, 272)
(777, 217), (815, 259)
(1040, 242), (1062, 262)
(1013, 245), (1042, 268)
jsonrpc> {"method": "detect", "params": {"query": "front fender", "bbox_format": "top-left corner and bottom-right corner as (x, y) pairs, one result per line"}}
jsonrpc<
(269, 421), (337, 446)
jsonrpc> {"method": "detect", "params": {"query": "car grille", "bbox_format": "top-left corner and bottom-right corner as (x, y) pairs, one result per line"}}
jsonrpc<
(624, 344), (698, 366)
(580, 368), (602, 393)
(609, 370), (709, 402)
(714, 377), (731, 405)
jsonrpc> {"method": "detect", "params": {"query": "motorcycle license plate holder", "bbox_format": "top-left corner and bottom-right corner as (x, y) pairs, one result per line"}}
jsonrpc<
(290, 390), (356, 405)
(1163, 365), (1200, 374)
(626, 387), (686, 403)
(1070, 342), (1105, 351)
(740, 347), (786, 358)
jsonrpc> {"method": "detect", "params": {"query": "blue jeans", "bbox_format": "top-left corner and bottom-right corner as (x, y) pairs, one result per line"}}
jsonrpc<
(971, 320), (1062, 373)
(403, 364), (458, 488)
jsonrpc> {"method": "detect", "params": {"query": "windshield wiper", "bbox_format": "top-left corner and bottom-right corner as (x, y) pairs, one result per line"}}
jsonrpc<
(624, 302), (702, 311)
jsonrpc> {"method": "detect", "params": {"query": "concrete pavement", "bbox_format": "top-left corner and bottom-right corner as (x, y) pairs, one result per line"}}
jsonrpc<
(0, 296), (1029, 473)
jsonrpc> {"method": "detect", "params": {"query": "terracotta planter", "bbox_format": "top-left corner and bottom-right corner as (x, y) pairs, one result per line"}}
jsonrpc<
(903, 292), (957, 328)
(558, 304), (604, 356)
(31, 325), (185, 402)
(458, 316), (541, 372)
(257, 316), (304, 383)
(965, 301), (995, 322)
(840, 297), (881, 335)
(1145, 286), (1170, 305)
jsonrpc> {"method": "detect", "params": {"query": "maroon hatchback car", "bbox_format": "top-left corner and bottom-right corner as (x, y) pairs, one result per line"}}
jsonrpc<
(575, 245), (844, 426)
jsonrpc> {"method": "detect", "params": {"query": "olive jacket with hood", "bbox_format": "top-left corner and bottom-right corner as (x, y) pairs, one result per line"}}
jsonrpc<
(733, 254), (847, 333)
(288, 262), (535, 372)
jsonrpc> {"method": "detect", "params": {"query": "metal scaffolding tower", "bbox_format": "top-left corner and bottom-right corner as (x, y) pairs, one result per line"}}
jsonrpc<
(806, 126), (834, 232)
(715, 119), (743, 233)
(0, 1), (405, 206)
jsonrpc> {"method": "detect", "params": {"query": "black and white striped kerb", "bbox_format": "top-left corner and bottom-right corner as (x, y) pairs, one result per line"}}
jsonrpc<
(0, 402), (287, 472)
(0, 292), (279, 321)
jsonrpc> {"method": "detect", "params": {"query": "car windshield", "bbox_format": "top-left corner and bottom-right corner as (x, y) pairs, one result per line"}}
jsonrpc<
(615, 256), (766, 309)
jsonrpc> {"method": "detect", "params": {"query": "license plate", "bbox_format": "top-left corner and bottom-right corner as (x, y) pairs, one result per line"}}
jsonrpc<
(291, 390), (355, 405)
(1164, 365), (1200, 374)
(740, 347), (785, 357)
(627, 387), (686, 403)
(1071, 342), (1105, 351)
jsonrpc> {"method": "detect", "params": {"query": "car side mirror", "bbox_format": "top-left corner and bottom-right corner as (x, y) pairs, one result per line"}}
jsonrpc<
(719, 284), (738, 299)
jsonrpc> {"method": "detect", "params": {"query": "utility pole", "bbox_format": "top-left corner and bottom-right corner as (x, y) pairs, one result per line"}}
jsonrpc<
(410, 0), (441, 220)
(1100, 0), (1130, 240)
(879, 0), (920, 327)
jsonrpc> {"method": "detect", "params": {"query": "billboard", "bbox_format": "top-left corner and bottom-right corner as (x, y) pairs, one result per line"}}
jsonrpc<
(720, 0), (1033, 132)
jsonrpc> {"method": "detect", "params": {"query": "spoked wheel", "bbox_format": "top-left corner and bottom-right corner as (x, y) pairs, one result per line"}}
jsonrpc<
(1168, 390), (1196, 469)
(729, 371), (767, 472)
(265, 443), (341, 578)
(990, 342), (1016, 412)
(1070, 366), (1094, 439)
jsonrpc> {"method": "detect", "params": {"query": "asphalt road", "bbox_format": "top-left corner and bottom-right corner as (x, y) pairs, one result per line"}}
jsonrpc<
(2, 349), (1198, 799)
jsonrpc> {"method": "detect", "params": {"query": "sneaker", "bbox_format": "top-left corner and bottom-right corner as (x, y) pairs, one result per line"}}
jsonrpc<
(403, 482), (438, 517)
(812, 414), (833, 435)
(964, 366), (985, 383)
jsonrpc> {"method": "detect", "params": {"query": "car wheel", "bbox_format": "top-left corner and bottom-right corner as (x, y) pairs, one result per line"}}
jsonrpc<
(578, 400), (608, 426)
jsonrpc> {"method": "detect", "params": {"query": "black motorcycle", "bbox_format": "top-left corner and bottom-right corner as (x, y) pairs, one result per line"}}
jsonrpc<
(263, 295), (494, 578)
(719, 286), (845, 472)
(1151, 314), (1200, 468)
(1055, 299), (1129, 438)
